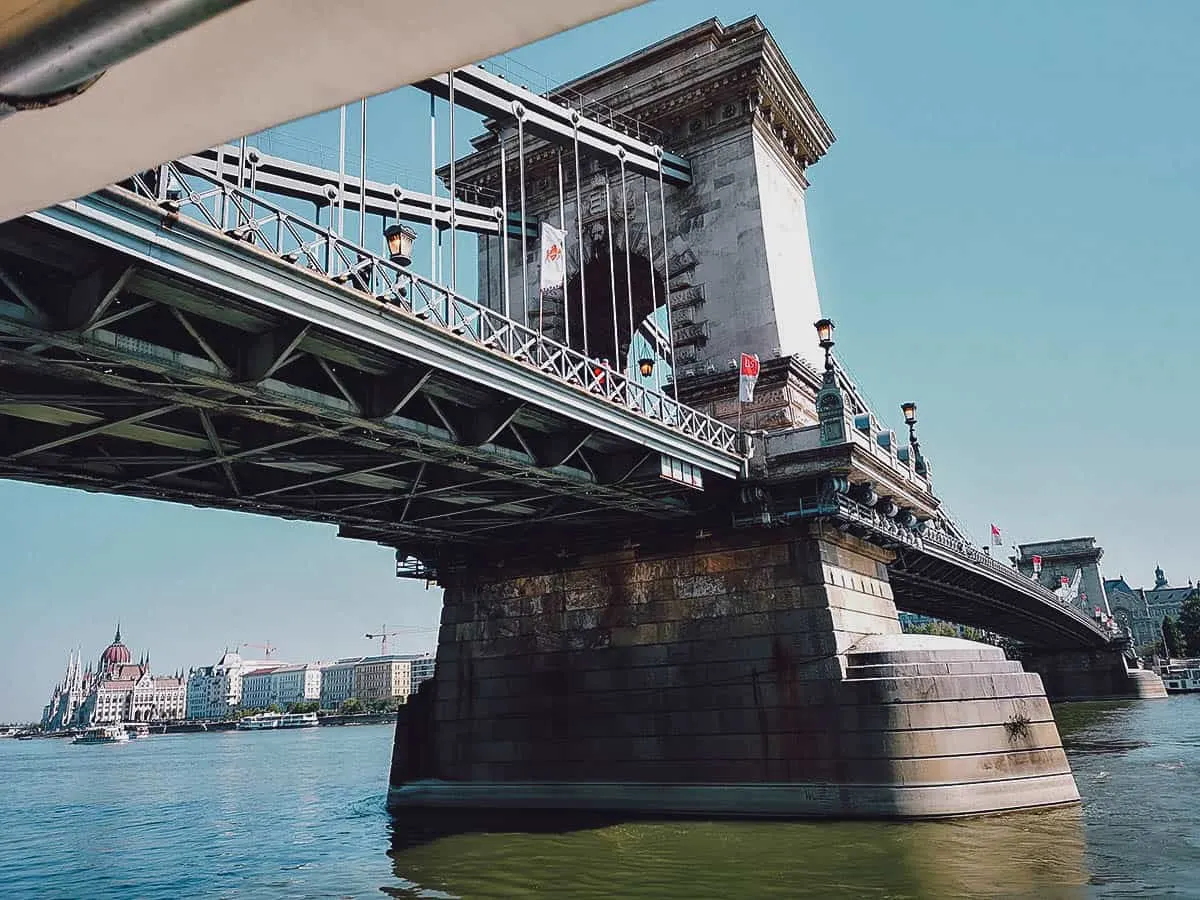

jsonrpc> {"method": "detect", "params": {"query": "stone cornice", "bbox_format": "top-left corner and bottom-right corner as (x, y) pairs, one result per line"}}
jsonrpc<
(449, 17), (835, 193)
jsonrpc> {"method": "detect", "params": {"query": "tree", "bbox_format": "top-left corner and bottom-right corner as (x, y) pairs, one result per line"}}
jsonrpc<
(903, 620), (958, 638)
(340, 698), (363, 715)
(1136, 640), (1164, 662)
(1162, 616), (1184, 658)
(1177, 593), (1200, 656)
(287, 700), (319, 714)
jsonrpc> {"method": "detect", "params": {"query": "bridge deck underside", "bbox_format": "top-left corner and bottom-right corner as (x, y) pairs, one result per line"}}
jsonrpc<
(889, 546), (1111, 650)
(0, 205), (727, 562)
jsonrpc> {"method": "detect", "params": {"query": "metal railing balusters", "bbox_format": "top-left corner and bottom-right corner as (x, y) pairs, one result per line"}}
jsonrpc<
(121, 159), (740, 456)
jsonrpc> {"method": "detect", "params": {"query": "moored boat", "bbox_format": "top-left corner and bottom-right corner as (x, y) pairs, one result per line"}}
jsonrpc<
(73, 725), (129, 745)
(1158, 659), (1200, 693)
(278, 712), (319, 729)
(237, 713), (282, 730)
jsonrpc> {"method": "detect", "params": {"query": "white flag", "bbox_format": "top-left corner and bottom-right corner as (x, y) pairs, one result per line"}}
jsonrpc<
(539, 222), (566, 294)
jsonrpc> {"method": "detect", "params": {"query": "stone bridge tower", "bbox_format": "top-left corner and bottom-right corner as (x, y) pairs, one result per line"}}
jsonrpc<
(454, 16), (834, 430)
(1015, 538), (1113, 618)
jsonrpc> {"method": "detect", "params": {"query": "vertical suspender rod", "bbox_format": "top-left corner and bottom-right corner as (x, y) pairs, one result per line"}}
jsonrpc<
(448, 71), (457, 291)
(517, 104), (528, 328)
(499, 130), (510, 320)
(358, 98), (368, 247)
(572, 116), (588, 358)
(604, 177), (618, 372)
(643, 179), (658, 389)
(236, 137), (247, 228)
(657, 150), (679, 403)
(557, 148), (567, 344)
(619, 152), (634, 376)
(429, 94), (437, 301)
(337, 105), (346, 238)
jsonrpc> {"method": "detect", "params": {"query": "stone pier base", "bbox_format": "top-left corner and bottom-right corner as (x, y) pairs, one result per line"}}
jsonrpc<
(1020, 648), (1168, 702)
(389, 524), (1080, 819)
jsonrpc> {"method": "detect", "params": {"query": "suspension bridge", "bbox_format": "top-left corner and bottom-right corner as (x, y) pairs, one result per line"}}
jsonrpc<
(0, 10), (1165, 820)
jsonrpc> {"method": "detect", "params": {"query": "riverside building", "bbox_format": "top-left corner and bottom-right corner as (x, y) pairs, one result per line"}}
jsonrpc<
(41, 627), (186, 729)
(319, 658), (363, 709)
(185, 650), (281, 719)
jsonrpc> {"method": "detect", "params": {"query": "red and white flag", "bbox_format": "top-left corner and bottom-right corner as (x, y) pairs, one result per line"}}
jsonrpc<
(539, 222), (566, 295)
(990, 524), (1002, 546)
(739, 353), (760, 403)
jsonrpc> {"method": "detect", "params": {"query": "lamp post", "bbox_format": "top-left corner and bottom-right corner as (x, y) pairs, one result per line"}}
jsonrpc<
(814, 318), (835, 372)
(384, 224), (417, 267)
(901, 401), (920, 455)
(901, 400), (929, 477)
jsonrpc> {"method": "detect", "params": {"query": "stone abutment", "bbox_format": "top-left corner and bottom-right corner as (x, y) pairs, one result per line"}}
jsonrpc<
(389, 523), (1080, 818)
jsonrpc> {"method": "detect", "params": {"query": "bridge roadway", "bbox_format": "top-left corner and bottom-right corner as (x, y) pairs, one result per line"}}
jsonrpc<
(0, 161), (1117, 652)
(0, 170), (741, 563)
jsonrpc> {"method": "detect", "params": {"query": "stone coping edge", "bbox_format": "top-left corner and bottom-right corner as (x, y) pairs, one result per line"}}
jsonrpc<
(387, 776), (1081, 819)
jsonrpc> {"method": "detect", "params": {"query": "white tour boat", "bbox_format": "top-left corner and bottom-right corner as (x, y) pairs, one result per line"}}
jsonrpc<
(1158, 659), (1200, 693)
(237, 713), (282, 730)
(73, 725), (130, 745)
(279, 712), (319, 729)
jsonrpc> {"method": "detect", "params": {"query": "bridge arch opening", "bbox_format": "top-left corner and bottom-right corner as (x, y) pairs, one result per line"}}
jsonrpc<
(563, 248), (666, 375)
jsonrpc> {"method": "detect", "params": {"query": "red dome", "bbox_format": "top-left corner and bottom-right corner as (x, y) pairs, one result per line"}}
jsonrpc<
(100, 626), (131, 669)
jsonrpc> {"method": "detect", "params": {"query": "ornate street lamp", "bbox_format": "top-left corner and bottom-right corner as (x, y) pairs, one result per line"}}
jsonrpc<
(814, 318), (835, 372)
(901, 400), (927, 476)
(901, 401), (919, 449)
(638, 358), (655, 377)
(384, 224), (417, 266)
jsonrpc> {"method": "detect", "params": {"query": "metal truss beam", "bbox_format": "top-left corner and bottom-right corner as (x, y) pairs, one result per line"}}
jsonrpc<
(417, 66), (692, 186)
(6, 403), (182, 459)
(63, 263), (135, 331)
(0, 330), (684, 521)
(29, 192), (740, 478)
(239, 323), (310, 383)
(189, 146), (524, 237)
(890, 565), (1109, 649)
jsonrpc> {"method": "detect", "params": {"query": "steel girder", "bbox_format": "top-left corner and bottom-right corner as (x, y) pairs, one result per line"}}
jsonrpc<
(889, 548), (1112, 649)
(791, 496), (1115, 649)
(417, 66), (692, 186)
(186, 146), (517, 237)
(31, 187), (741, 476)
(0, 208), (729, 561)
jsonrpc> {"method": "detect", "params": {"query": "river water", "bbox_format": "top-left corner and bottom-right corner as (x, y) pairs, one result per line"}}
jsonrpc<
(2, 698), (1198, 899)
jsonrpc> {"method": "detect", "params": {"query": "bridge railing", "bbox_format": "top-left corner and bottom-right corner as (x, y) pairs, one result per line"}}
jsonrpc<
(119, 162), (742, 459)
(813, 493), (1114, 639)
(920, 527), (1114, 636)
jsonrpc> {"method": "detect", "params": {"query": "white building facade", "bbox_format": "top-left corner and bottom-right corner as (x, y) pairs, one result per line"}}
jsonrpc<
(354, 656), (412, 702)
(406, 653), (436, 690)
(320, 658), (363, 709)
(270, 664), (323, 706)
(185, 651), (279, 720)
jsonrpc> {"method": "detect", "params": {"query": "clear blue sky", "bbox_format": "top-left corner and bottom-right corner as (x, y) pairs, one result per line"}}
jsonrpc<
(4, 0), (1198, 721)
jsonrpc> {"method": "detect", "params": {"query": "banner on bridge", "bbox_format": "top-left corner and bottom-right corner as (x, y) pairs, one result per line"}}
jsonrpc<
(739, 353), (760, 403)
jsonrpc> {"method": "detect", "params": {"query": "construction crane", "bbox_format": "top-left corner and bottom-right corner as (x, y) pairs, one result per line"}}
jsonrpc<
(365, 626), (401, 656)
(240, 642), (275, 658)
(364, 625), (439, 655)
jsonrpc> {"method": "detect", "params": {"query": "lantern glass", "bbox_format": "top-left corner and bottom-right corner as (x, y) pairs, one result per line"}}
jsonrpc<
(638, 358), (654, 377)
(814, 318), (835, 346)
(384, 224), (417, 266)
(901, 401), (917, 425)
